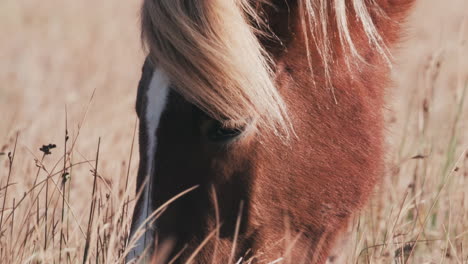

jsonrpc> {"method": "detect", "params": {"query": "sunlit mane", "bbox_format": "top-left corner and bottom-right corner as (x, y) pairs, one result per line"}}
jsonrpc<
(141, 0), (389, 136)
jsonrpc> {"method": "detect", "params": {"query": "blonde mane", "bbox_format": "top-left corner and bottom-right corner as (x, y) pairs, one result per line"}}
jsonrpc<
(141, 0), (389, 137)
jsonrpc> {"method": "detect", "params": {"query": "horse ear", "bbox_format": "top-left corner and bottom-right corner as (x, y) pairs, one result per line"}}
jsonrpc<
(377, 0), (416, 20)
(367, 0), (416, 47)
(255, 0), (297, 57)
(256, 0), (416, 60)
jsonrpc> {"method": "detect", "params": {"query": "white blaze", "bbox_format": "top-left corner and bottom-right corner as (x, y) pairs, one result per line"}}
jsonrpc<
(127, 67), (170, 263)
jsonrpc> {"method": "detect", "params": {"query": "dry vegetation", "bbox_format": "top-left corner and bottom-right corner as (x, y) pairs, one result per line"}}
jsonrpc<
(0, 0), (467, 263)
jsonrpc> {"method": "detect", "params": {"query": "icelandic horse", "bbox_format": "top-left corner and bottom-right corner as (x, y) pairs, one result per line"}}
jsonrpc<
(126, 0), (414, 263)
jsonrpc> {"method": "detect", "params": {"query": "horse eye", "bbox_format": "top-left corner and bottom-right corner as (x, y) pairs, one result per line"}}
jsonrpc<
(207, 122), (243, 142)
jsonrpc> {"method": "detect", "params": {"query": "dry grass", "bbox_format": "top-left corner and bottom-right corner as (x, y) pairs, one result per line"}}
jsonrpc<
(0, 0), (467, 263)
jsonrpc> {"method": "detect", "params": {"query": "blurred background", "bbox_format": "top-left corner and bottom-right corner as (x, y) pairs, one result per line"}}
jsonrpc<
(0, 0), (467, 263)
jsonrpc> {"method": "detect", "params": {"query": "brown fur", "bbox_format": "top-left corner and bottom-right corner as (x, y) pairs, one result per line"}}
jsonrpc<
(129, 0), (415, 263)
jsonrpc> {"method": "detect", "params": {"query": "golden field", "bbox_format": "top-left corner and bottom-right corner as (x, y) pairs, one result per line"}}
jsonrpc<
(0, 0), (467, 263)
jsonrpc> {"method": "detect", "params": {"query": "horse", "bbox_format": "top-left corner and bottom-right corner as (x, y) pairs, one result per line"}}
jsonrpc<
(126, 0), (414, 263)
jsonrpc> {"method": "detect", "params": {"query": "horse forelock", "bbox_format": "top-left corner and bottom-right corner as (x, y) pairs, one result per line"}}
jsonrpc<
(140, 0), (395, 138)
